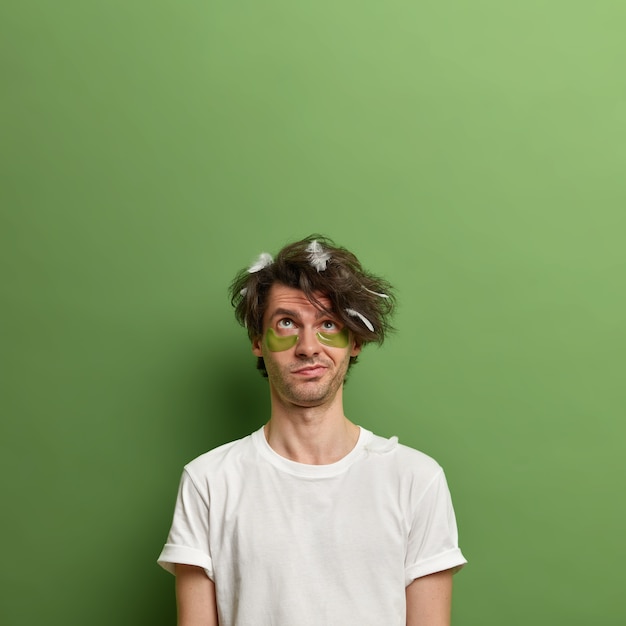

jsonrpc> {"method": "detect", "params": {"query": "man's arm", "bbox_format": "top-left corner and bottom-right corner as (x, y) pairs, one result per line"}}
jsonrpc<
(406, 568), (454, 626)
(175, 564), (219, 626)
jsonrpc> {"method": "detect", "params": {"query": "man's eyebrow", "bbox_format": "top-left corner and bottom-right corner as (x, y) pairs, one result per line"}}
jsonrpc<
(269, 307), (338, 321)
(314, 308), (337, 320)
(269, 308), (300, 320)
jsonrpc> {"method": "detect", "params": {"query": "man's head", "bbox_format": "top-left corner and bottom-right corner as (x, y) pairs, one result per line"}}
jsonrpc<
(229, 235), (396, 377)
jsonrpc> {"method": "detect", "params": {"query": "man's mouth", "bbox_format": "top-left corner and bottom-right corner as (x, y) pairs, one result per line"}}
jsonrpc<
(292, 365), (327, 377)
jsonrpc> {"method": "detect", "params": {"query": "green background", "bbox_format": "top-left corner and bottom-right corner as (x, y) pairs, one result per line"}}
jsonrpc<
(2, 1), (625, 624)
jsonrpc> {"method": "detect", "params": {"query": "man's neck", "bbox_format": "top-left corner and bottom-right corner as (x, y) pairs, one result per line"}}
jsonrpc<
(263, 404), (360, 465)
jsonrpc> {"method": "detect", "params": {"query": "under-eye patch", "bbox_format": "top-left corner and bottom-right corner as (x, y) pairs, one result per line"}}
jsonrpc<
(316, 327), (349, 348)
(264, 329), (298, 352)
(264, 327), (350, 352)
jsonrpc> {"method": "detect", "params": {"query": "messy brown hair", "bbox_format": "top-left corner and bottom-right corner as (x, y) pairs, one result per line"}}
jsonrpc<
(229, 234), (396, 376)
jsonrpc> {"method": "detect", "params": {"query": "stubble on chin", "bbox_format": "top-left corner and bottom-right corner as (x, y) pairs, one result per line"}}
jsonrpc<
(267, 360), (350, 407)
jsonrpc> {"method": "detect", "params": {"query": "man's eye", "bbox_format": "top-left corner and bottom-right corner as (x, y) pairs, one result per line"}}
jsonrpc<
(277, 319), (294, 329)
(322, 321), (338, 331)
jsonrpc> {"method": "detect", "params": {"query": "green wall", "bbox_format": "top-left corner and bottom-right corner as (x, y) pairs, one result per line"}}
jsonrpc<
(2, 1), (625, 624)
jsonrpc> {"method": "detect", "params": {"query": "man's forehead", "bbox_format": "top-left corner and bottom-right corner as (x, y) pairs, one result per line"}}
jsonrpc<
(265, 284), (333, 315)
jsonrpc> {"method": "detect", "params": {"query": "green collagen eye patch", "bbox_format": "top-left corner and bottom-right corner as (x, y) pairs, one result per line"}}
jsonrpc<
(264, 328), (298, 352)
(316, 327), (350, 348)
(264, 327), (350, 352)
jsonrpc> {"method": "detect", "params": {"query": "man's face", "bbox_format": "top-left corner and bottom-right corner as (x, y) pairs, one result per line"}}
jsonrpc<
(252, 284), (361, 410)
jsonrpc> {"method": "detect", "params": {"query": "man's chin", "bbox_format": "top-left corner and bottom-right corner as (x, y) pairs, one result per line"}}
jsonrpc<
(284, 386), (336, 408)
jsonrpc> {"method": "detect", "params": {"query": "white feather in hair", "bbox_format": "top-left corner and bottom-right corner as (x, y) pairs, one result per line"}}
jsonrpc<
(247, 252), (274, 273)
(345, 308), (375, 332)
(306, 240), (332, 272)
(363, 286), (390, 298)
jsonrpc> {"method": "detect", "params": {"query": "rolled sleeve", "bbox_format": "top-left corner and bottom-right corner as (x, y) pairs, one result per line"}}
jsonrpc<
(404, 469), (467, 585)
(157, 468), (214, 579)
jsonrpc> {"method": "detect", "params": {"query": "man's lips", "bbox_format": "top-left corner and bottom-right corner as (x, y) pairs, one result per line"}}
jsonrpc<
(291, 365), (328, 377)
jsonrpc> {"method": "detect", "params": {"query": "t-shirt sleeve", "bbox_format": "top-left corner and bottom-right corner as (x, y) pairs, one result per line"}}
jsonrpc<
(404, 468), (467, 585)
(157, 468), (214, 579)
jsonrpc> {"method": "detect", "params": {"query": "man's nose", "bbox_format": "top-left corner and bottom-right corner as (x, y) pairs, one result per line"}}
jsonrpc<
(295, 327), (320, 357)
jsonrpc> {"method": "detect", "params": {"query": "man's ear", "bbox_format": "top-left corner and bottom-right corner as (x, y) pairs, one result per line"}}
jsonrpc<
(252, 335), (263, 357)
(350, 339), (362, 358)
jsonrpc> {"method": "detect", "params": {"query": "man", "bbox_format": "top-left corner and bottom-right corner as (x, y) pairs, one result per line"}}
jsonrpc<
(158, 235), (467, 625)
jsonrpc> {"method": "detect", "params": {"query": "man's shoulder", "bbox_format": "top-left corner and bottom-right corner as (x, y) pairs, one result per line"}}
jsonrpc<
(184, 429), (259, 476)
(397, 441), (442, 470)
(366, 430), (443, 475)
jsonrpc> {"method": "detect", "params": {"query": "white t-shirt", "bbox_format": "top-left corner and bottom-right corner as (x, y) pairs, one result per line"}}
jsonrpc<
(158, 427), (466, 626)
